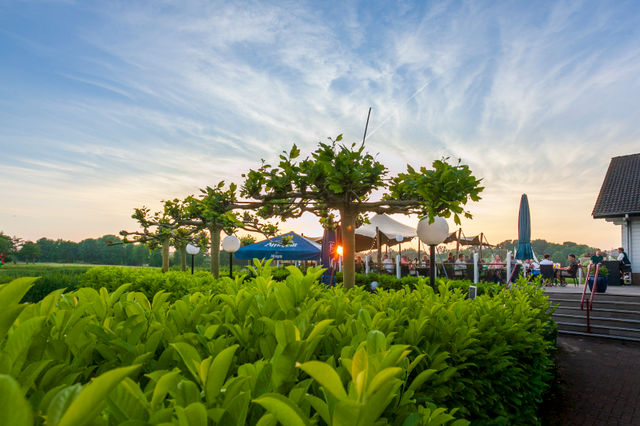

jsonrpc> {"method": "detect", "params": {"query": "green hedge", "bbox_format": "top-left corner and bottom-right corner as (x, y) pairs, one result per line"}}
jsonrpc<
(0, 264), (92, 303)
(1, 263), (555, 425)
(79, 266), (223, 301)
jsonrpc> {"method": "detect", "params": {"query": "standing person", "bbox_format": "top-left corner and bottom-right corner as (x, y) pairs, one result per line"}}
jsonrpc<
(590, 249), (604, 266)
(382, 254), (394, 274)
(355, 255), (364, 273)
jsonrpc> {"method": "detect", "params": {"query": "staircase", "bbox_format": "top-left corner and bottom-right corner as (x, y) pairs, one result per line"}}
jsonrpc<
(547, 291), (640, 342)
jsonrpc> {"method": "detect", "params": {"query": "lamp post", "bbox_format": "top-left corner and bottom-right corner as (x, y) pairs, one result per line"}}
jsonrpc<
(416, 216), (449, 289)
(222, 235), (241, 279)
(186, 244), (200, 275)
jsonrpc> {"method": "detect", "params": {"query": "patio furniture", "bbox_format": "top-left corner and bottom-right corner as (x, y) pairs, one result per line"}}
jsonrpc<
(540, 264), (557, 286)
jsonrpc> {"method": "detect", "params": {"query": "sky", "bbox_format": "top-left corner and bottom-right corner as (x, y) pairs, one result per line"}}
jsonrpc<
(1, 0), (640, 250)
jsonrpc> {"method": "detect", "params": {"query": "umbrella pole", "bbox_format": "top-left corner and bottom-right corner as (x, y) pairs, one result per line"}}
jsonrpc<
(376, 227), (382, 273)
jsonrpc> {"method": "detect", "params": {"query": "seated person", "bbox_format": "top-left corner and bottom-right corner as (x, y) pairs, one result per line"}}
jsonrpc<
(447, 252), (455, 264)
(488, 254), (504, 282)
(539, 254), (554, 266)
(590, 249), (604, 266)
(355, 255), (364, 273)
(382, 254), (394, 274)
(557, 254), (579, 284)
(421, 255), (429, 268)
(454, 254), (467, 276)
(617, 247), (631, 270)
(525, 259), (540, 277)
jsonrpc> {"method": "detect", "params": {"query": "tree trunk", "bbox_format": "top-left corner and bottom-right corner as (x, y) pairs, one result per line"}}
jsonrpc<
(180, 247), (187, 272)
(161, 238), (170, 273)
(340, 208), (357, 289)
(209, 226), (221, 278)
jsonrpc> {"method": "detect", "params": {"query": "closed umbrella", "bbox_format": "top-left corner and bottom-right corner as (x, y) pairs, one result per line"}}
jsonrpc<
(515, 194), (534, 260)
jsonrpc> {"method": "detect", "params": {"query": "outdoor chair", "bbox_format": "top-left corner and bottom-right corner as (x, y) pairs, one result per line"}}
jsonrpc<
(560, 264), (580, 286)
(400, 264), (410, 277)
(540, 265), (557, 286)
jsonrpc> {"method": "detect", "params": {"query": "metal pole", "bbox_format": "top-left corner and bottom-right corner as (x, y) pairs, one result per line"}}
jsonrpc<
(429, 245), (436, 289)
(191, 254), (195, 275)
(229, 253), (233, 279)
(376, 227), (382, 273)
(473, 252), (479, 284)
(396, 254), (401, 279)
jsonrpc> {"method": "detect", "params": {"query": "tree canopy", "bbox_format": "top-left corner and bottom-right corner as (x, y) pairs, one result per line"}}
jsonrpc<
(242, 136), (483, 288)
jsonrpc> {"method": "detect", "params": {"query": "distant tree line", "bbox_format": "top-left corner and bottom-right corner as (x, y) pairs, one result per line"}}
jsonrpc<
(0, 232), (256, 268)
(493, 239), (598, 264)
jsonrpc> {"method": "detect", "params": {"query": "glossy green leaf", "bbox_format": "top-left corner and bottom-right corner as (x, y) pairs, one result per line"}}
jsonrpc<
(0, 374), (33, 426)
(298, 361), (346, 399)
(253, 393), (309, 426)
(57, 365), (140, 426)
(206, 345), (238, 403)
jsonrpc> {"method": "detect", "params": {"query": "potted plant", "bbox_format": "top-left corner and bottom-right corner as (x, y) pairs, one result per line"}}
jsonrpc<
(587, 264), (609, 293)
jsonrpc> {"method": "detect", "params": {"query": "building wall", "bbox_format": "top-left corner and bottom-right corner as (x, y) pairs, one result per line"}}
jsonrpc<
(622, 218), (640, 284)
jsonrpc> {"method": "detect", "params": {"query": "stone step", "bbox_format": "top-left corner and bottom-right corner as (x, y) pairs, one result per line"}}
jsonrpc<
(552, 306), (640, 321)
(556, 321), (640, 339)
(547, 292), (640, 304)
(556, 329), (640, 343)
(549, 298), (640, 311)
(553, 312), (640, 328)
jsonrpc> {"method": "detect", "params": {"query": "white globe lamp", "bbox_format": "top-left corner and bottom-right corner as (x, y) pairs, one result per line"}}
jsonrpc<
(222, 235), (241, 278)
(186, 244), (200, 274)
(186, 243), (200, 255)
(416, 216), (449, 288)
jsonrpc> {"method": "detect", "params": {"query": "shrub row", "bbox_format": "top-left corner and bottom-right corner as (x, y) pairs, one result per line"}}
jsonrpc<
(0, 265), (92, 303)
(81, 266), (506, 301)
(1, 262), (555, 425)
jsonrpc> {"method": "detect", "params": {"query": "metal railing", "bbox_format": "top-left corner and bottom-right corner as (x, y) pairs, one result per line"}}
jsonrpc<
(580, 263), (601, 333)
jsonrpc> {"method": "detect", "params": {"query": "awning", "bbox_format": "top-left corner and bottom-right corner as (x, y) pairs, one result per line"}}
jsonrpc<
(354, 213), (416, 251)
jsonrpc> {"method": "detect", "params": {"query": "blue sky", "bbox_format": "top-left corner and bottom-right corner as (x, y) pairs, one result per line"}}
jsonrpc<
(1, 0), (640, 249)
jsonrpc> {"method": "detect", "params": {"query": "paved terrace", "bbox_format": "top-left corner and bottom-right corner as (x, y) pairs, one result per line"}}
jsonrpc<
(544, 285), (640, 296)
(543, 335), (640, 425)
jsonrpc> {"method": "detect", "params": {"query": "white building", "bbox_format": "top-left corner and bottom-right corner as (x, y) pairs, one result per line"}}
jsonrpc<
(593, 153), (640, 284)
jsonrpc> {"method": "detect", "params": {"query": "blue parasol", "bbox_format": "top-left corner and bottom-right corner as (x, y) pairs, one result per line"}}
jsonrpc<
(235, 232), (321, 261)
(515, 194), (534, 260)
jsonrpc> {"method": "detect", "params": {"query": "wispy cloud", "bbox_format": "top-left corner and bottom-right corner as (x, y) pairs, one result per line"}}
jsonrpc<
(1, 0), (639, 245)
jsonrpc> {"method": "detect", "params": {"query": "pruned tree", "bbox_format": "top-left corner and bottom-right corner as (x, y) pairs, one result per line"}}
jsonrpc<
(242, 136), (483, 288)
(120, 199), (201, 272)
(184, 182), (277, 277)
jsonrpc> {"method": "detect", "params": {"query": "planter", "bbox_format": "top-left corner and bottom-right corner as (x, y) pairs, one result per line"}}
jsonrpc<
(587, 276), (608, 293)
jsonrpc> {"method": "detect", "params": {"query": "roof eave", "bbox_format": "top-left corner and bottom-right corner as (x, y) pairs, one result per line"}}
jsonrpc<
(593, 211), (640, 219)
